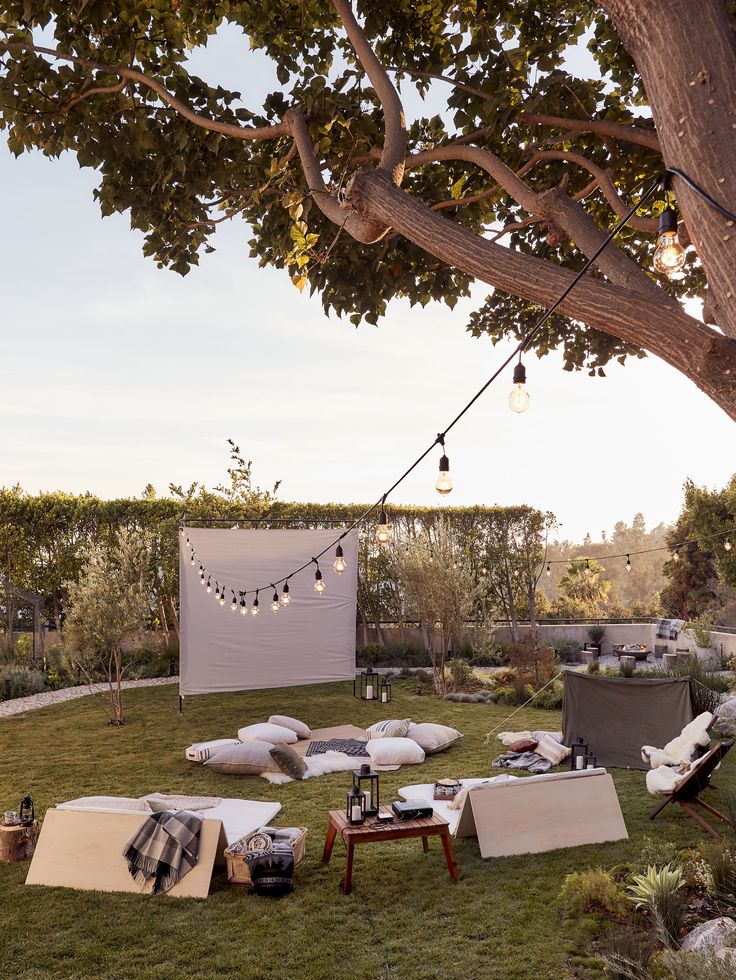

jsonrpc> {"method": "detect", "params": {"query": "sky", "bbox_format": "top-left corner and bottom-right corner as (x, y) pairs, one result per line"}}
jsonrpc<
(0, 23), (733, 543)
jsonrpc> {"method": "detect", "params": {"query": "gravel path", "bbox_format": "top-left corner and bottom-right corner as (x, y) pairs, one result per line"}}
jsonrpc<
(0, 676), (179, 719)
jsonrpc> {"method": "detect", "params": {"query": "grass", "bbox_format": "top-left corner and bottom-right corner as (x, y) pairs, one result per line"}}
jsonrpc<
(1, 679), (734, 980)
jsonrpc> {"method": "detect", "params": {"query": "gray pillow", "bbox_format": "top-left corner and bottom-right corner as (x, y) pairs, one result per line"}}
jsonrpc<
(269, 743), (308, 780)
(205, 741), (281, 775)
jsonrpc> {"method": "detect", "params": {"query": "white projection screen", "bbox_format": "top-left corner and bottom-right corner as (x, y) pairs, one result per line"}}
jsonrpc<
(179, 527), (358, 695)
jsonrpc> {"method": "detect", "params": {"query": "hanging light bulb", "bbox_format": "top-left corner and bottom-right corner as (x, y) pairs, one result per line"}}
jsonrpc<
(271, 588), (280, 612)
(725, 537), (733, 552)
(179, 526), (185, 538)
(672, 548), (680, 563)
(333, 543), (347, 574)
(206, 576), (212, 594)
(215, 582), (220, 600)
(375, 496), (391, 546)
(189, 552), (196, 567)
(545, 563), (551, 577)
(230, 590), (238, 613)
(219, 589), (226, 607)
(508, 358), (531, 414)
(435, 434), (453, 495)
(584, 559), (591, 577)
(314, 564), (326, 594)
(653, 205), (686, 277)
(251, 590), (260, 617)
(625, 554), (632, 573)
(281, 580), (291, 605)
(240, 593), (248, 616)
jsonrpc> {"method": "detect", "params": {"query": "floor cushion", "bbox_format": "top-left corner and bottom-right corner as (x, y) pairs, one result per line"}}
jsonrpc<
(185, 738), (241, 762)
(57, 796), (153, 814)
(269, 743), (308, 780)
(238, 722), (299, 745)
(407, 722), (463, 755)
(268, 714), (311, 740)
(205, 741), (282, 775)
(366, 737), (425, 766)
(366, 718), (412, 740)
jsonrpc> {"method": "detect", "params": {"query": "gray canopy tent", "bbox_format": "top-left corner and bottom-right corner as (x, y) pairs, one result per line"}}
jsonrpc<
(562, 672), (694, 769)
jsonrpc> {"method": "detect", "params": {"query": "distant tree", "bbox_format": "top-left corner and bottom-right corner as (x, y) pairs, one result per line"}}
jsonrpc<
(553, 558), (610, 618)
(63, 529), (153, 725)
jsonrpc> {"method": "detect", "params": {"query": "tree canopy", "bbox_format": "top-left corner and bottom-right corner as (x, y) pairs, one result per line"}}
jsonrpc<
(1, 1), (735, 416)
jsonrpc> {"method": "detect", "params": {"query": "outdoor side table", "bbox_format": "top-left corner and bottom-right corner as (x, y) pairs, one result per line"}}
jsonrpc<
(321, 806), (459, 894)
(0, 821), (39, 863)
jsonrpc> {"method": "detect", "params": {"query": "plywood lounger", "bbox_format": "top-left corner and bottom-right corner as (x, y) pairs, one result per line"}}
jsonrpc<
(26, 809), (226, 899)
(454, 768), (628, 858)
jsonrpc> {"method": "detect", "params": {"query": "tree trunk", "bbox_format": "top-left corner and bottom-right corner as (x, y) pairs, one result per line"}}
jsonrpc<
(164, 596), (180, 643)
(504, 563), (519, 643)
(348, 170), (736, 420)
(359, 604), (370, 648)
(111, 648), (124, 725)
(598, 0), (736, 338)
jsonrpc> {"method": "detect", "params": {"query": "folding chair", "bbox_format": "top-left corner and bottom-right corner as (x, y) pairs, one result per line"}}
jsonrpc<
(648, 741), (734, 838)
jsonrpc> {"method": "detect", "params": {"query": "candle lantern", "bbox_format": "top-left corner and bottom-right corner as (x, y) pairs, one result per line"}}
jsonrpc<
(584, 753), (597, 770)
(346, 784), (366, 825)
(379, 677), (391, 704)
(353, 763), (380, 817)
(19, 793), (34, 827)
(570, 738), (588, 771)
(354, 668), (379, 700)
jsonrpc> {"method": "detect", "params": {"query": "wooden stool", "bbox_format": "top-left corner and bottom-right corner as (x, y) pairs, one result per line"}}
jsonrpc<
(0, 821), (39, 862)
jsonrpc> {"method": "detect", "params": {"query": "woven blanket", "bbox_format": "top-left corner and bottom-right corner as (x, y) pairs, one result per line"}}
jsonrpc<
(492, 750), (552, 775)
(306, 738), (368, 758)
(655, 618), (685, 640)
(143, 793), (222, 813)
(122, 810), (201, 895)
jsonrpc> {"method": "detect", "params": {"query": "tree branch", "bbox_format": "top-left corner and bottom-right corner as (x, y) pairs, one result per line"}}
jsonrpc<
(0, 41), (289, 141)
(386, 64), (490, 101)
(332, 0), (406, 184)
(524, 150), (659, 232)
(61, 75), (127, 112)
(520, 112), (661, 152)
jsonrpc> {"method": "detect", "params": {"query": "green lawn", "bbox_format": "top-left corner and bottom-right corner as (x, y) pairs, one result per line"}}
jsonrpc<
(1, 680), (733, 980)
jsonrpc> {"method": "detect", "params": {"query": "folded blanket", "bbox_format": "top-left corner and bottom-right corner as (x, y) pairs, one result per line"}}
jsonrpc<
(122, 810), (201, 895)
(143, 793), (222, 813)
(492, 751), (552, 774)
(306, 738), (368, 758)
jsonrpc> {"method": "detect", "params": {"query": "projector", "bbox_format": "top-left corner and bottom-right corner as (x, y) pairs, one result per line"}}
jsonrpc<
(391, 800), (434, 820)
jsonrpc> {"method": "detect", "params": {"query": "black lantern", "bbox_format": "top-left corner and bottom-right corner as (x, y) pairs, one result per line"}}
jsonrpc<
(346, 784), (366, 825)
(379, 677), (391, 705)
(353, 763), (380, 817)
(354, 668), (379, 700)
(584, 753), (597, 770)
(19, 793), (34, 827)
(570, 738), (589, 771)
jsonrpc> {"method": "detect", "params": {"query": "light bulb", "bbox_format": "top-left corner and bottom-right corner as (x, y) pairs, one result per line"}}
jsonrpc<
(626, 555), (632, 573)
(435, 444), (453, 495)
(215, 584), (220, 599)
(672, 550), (680, 563)
(725, 538), (732, 552)
(314, 568), (326, 593)
(375, 506), (391, 546)
(281, 581), (291, 605)
(508, 360), (530, 413)
(230, 597), (237, 613)
(206, 577), (212, 594)
(584, 560), (591, 577)
(252, 593), (260, 617)
(190, 553), (196, 566)
(219, 593), (226, 607)
(653, 207), (685, 277)
(271, 595), (280, 612)
(240, 596), (248, 616)
(545, 563), (551, 577)
(333, 543), (347, 574)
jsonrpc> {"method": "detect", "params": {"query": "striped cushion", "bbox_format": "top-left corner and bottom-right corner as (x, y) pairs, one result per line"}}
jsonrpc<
(185, 738), (240, 762)
(366, 718), (412, 740)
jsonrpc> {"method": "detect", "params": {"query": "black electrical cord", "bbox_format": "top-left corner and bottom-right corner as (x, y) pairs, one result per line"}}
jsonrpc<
(667, 168), (736, 223)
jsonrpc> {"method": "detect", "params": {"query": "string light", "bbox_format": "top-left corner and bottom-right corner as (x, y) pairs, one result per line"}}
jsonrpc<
(215, 582), (220, 600)
(508, 357), (531, 414)
(281, 580), (291, 605)
(271, 587), (280, 612)
(672, 548), (680, 562)
(375, 495), (391, 546)
(314, 561), (326, 594)
(240, 592), (248, 616)
(230, 590), (237, 613)
(333, 543), (347, 574)
(199, 565), (205, 583)
(219, 587), (226, 607)
(726, 538), (733, 552)
(583, 559), (591, 577)
(653, 187), (686, 278)
(435, 434), (453, 495)
(189, 551), (196, 566)
(251, 590), (260, 617)
(206, 576), (212, 594)
(545, 563), (551, 577)
(626, 555), (632, 573)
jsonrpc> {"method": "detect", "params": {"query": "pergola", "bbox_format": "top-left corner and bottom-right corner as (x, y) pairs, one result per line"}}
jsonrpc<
(1, 573), (45, 665)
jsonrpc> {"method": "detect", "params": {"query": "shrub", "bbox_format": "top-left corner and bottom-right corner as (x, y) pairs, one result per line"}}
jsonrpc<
(357, 642), (389, 668)
(444, 690), (495, 704)
(587, 658), (600, 674)
(11, 633), (35, 666)
(692, 840), (736, 902)
(597, 928), (656, 980)
(551, 636), (584, 664)
(0, 665), (47, 700)
(660, 656), (729, 715)
(447, 658), (482, 693)
(533, 682), (564, 710)
(688, 614), (714, 649)
(626, 864), (685, 947)
(356, 642), (429, 669)
(559, 868), (629, 918)
(588, 625), (606, 645)
(661, 950), (736, 980)
(507, 633), (556, 689)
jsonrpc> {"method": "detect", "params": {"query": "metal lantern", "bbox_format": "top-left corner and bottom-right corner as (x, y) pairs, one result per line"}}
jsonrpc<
(353, 763), (380, 817)
(570, 738), (589, 771)
(354, 667), (379, 700)
(379, 677), (391, 704)
(346, 784), (366, 825)
(19, 793), (34, 827)
(584, 753), (597, 770)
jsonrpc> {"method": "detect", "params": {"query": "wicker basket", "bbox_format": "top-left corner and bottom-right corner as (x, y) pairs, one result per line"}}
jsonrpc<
(224, 827), (308, 886)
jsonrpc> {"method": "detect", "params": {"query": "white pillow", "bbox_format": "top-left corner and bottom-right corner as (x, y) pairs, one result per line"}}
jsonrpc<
(366, 737), (425, 766)
(57, 796), (153, 814)
(185, 738), (240, 762)
(238, 722), (298, 745)
(366, 718), (412, 740)
(268, 714), (311, 740)
(205, 741), (281, 775)
(407, 723), (463, 755)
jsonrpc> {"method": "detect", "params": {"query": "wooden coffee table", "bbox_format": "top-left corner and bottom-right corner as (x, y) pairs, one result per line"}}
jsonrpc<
(321, 806), (459, 894)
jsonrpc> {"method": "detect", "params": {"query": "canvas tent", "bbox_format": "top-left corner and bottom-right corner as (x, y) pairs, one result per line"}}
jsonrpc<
(562, 672), (693, 769)
(180, 527), (358, 696)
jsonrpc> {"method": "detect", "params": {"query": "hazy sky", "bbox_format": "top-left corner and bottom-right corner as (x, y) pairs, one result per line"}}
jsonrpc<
(1, 24), (733, 542)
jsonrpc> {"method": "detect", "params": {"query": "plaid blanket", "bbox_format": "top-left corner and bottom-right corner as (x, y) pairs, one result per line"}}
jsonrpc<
(122, 810), (201, 895)
(306, 738), (368, 758)
(656, 618), (685, 640)
(492, 751), (552, 774)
